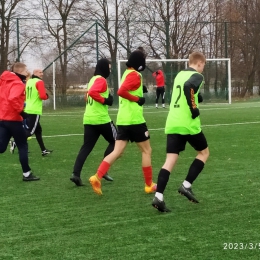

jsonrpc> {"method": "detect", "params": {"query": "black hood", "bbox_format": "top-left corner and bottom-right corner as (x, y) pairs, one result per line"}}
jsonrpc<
(94, 58), (110, 79)
(126, 50), (146, 71)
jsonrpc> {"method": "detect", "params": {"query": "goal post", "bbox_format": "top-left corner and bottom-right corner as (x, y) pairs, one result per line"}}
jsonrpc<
(117, 58), (231, 104)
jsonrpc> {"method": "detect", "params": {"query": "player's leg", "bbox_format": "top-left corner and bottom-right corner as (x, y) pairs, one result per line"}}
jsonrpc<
(152, 134), (185, 212)
(89, 125), (129, 195)
(10, 121), (39, 181)
(162, 87), (165, 108)
(178, 132), (209, 203)
(0, 122), (12, 153)
(32, 117), (52, 156)
(128, 123), (156, 193)
(136, 139), (157, 193)
(71, 125), (100, 186)
(100, 121), (118, 182)
(155, 88), (160, 108)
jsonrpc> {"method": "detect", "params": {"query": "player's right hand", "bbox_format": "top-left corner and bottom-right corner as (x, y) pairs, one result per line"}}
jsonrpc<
(103, 94), (113, 106)
(191, 108), (200, 119)
(136, 97), (145, 106)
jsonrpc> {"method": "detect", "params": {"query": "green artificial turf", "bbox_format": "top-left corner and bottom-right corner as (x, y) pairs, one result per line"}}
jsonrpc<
(1, 102), (260, 259)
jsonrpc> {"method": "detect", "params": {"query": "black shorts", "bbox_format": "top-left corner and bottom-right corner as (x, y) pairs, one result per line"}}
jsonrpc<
(166, 131), (208, 154)
(116, 123), (150, 143)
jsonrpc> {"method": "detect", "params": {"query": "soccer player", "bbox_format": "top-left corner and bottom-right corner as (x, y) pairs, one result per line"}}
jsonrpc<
(89, 49), (157, 195)
(152, 51), (209, 212)
(70, 58), (115, 186)
(152, 69), (165, 108)
(0, 62), (40, 181)
(10, 69), (52, 156)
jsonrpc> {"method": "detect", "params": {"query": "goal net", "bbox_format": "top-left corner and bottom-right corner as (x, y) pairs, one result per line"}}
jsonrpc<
(117, 58), (231, 105)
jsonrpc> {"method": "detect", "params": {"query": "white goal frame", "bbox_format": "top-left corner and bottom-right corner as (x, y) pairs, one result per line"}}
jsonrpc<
(117, 58), (232, 104)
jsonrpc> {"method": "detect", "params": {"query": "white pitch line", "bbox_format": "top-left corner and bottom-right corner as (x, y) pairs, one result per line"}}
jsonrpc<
(43, 104), (260, 117)
(41, 120), (260, 138)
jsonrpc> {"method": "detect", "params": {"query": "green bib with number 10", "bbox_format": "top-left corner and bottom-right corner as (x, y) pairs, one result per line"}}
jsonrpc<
(165, 70), (203, 135)
(83, 75), (110, 125)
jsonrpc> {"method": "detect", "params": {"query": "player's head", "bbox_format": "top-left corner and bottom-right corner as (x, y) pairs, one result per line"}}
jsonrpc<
(33, 69), (44, 79)
(11, 62), (28, 76)
(126, 50), (146, 72)
(94, 58), (110, 79)
(188, 52), (206, 73)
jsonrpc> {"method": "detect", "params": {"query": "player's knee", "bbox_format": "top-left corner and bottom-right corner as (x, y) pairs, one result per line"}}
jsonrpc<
(198, 147), (209, 161)
(142, 146), (152, 156)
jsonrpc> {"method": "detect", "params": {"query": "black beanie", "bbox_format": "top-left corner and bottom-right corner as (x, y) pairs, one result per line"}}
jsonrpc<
(126, 50), (146, 71)
(94, 58), (110, 78)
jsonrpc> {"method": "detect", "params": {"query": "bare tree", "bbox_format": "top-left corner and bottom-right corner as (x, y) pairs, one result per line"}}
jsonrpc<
(39, 0), (90, 96)
(0, 0), (26, 73)
(225, 0), (260, 97)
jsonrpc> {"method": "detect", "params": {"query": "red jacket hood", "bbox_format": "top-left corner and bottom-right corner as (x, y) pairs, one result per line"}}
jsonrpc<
(0, 71), (20, 82)
(0, 70), (25, 121)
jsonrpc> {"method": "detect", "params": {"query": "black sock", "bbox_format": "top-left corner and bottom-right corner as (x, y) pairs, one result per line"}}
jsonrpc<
(185, 158), (204, 184)
(156, 168), (170, 194)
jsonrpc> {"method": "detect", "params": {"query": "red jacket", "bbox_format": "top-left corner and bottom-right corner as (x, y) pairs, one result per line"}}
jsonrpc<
(0, 71), (25, 121)
(152, 70), (165, 87)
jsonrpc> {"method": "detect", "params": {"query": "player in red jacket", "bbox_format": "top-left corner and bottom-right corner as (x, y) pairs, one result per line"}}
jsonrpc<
(0, 62), (40, 181)
(152, 69), (165, 108)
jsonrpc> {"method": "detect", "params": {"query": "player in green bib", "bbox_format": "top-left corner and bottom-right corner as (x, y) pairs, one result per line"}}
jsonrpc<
(89, 49), (157, 196)
(70, 58), (116, 186)
(23, 69), (52, 156)
(152, 52), (210, 212)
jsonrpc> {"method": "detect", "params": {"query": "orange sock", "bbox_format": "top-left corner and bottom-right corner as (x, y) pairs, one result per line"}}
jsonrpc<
(97, 161), (110, 179)
(142, 166), (153, 186)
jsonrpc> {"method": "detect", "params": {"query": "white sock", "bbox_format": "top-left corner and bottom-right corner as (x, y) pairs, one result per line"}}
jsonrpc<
(183, 180), (191, 188)
(155, 192), (163, 201)
(155, 104), (158, 107)
(23, 171), (31, 177)
(162, 104), (165, 108)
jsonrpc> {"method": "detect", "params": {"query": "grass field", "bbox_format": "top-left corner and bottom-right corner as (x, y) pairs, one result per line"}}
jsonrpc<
(1, 102), (260, 260)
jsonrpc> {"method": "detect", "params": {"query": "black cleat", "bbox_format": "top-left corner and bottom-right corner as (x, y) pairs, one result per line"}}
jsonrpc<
(152, 197), (171, 212)
(178, 185), (199, 203)
(42, 149), (53, 156)
(70, 175), (84, 186)
(102, 173), (113, 181)
(23, 173), (40, 181)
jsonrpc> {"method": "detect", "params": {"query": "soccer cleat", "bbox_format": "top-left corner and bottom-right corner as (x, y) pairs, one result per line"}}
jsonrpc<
(145, 182), (157, 194)
(23, 173), (40, 181)
(89, 175), (102, 195)
(152, 197), (171, 212)
(9, 140), (16, 154)
(178, 185), (199, 203)
(70, 175), (84, 186)
(102, 173), (113, 182)
(42, 149), (53, 156)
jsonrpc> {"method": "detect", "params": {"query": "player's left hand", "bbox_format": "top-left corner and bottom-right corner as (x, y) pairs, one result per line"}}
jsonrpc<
(20, 111), (28, 119)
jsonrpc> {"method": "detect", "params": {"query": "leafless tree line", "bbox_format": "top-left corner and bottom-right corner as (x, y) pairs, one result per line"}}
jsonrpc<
(1, 0), (260, 98)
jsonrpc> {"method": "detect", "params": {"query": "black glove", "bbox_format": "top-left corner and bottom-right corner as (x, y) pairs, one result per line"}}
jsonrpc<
(103, 94), (113, 106)
(191, 108), (200, 119)
(136, 97), (145, 106)
(20, 111), (28, 119)
(143, 85), (148, 93)
(198, 93), (203, 103)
